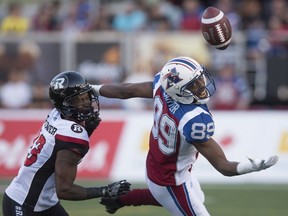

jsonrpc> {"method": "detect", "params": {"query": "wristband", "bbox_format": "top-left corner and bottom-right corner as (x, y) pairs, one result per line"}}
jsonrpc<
(91, 85), (103, 96)
(87, 187), (105, 199)
(236, 162), (253, 175)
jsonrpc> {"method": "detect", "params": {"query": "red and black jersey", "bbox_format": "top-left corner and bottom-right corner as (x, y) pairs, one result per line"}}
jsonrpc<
(5, 109), (90, 211)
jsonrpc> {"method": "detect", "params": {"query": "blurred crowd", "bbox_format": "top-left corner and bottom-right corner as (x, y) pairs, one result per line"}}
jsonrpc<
(0, 0), (288, 110)
(1, 0), (288, 33)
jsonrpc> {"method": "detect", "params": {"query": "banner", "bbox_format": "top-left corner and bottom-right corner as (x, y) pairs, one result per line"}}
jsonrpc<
(0, 110), (125, 179)
(0, 110), (287, 184)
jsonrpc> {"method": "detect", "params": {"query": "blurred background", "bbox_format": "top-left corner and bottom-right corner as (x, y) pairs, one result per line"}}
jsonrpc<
(0, 0), (288, 110)
(0, 0), (288, 215)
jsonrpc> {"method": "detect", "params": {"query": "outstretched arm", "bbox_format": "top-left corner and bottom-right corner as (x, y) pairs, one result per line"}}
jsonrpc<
(193, 138), (239, 176)
(55, 149), (130, 200)
(92, 82), (153, 99)
(193, 138), (278, 176)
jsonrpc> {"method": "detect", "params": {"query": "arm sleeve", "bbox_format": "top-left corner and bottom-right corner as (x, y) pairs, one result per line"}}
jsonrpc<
(183, 113), (215, 143)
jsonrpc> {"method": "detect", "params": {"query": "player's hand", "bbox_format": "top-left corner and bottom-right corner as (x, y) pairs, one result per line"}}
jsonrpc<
(102, 180), (131, 197)
(237, 155), (279, 174)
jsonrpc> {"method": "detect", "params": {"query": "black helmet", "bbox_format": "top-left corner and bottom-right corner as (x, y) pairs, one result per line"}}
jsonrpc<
(49, 71), (100, 121)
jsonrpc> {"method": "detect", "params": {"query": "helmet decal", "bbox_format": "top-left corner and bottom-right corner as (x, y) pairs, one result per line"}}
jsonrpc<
(164, 67), (183, 90)
(52, 77), (66, 90)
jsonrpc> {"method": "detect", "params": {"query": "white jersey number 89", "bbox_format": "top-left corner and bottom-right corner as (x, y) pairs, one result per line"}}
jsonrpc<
(152, 97), (214, 155)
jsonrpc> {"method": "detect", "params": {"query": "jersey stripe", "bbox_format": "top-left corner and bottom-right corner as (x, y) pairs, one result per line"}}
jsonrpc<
(167, 185), (196, 216)
(24, 151), (56, 209)
(167, 186), (187, 215)
(55, 134), (89, 146)
(183, 182), (197, 215)
(178, 107), (209, 132)
(169, 57), (198, 70)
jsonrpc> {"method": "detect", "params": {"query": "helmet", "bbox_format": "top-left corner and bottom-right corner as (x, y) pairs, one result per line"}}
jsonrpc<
(49, 71), (100, 121)
(160, 56), (216, 104)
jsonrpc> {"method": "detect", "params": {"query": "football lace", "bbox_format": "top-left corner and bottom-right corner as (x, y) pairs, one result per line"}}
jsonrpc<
(215, 24), (225, 42)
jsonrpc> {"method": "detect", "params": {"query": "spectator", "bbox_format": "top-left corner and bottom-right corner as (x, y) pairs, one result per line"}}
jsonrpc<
(179, 0), (203, 31)
(265, 0), (288, 56)
(30, 81), (51, 108)
(146, 0), (181, 31)
(239, 0), (266, 54)
(90, 4), (113, 31)
(31, 0), (62, 31)
(0, 69), (33, 108)
(209, 63), (251, 110)
(146, 3), (173, 31)
(0, 2), (30, 34)
(112, 0), (147, 32)
(0, 41), (40, 84)
(215, 0), (241, 31)
(61, 0), (94, 34)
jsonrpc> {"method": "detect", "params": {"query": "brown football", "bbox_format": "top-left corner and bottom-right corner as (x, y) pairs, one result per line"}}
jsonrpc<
(201, 7), (232, 50)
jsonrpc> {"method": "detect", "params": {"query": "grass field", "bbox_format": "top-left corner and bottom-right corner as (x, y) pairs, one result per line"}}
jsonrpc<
(1, 180), (288, 216)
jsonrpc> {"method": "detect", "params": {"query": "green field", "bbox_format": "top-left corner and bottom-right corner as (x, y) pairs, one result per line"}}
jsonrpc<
(1, 180), (288, 216)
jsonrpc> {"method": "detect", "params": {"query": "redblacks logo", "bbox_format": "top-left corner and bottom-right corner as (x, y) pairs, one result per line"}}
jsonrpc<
(0, 120), (124, 178)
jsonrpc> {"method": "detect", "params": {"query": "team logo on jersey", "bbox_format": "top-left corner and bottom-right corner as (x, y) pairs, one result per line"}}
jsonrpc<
(163, 67), (183, 89)
(71, 124), (83, 133)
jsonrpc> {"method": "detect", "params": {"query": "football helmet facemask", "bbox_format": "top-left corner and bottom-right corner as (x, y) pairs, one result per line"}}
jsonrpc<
(160, 56), (216, 104)
(49, 71), (100, 122)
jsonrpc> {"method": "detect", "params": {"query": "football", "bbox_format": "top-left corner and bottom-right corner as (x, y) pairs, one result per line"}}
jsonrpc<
(201, 6), (232, 50)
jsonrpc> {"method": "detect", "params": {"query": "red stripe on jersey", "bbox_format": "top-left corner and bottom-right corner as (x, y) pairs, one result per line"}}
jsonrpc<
(168, 184), (196, 216)
(55, 134), (89, 147)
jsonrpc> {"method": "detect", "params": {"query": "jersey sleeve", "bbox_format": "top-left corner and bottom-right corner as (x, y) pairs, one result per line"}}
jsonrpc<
(153, 73), (161, 97)
(55, 122), (90, 157)
(182, 112), (215, 143)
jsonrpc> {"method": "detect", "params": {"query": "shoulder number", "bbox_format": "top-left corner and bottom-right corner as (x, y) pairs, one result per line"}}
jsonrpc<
(191, 122), (214, 140)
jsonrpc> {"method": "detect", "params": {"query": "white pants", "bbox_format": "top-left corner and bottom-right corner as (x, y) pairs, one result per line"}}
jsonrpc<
(146, 173), (210, 216)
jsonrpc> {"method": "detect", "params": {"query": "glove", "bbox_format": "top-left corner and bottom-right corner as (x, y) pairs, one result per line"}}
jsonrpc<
(85, 111), (101, 136)
(237, 155), (279, 175)
(102, 180), (131, 198)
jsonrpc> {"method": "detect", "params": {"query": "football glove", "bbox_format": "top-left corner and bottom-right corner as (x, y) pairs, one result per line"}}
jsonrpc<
(102, 180), (131, 198)
(236, 155), (279, 175)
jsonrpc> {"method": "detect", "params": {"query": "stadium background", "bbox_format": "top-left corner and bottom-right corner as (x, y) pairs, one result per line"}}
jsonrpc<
(0, 0), (288, 215)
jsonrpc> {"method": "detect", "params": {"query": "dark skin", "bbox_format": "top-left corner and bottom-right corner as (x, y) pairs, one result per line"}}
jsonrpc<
(55, 93), (101, 200)
(99, 81), (240, 176)
(55, 149), (90, 200)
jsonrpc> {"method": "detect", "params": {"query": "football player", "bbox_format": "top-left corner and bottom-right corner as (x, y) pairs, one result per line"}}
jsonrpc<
(2, 71), (131, 216)
(91, 56), (279, 215)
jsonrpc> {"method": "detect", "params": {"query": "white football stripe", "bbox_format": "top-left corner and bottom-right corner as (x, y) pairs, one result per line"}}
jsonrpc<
(212, 38), (231, 48)
(201, 11), (224, 24)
